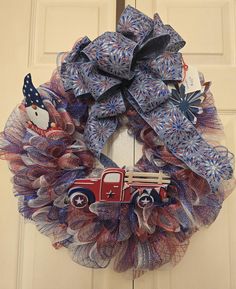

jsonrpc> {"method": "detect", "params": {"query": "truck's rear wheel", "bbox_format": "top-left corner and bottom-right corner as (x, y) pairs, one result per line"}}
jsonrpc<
(68, 187), (95, 209)
(133, 188), (168, 208)
(137, 191), (154, 208)
(132, 189), (156, 209)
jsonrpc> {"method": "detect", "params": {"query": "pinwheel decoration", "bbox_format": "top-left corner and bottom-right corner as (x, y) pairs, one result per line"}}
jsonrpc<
(170, 84), (204, 124)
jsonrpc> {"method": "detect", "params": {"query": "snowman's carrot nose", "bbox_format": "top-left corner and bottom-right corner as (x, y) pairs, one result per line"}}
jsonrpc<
(32, 104), (37, 110)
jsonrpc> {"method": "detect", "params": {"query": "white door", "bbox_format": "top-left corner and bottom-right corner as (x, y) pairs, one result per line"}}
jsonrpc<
(1, 0), (236, 289)
(0, 1), (131, 289)
(133, 1), (236, 289)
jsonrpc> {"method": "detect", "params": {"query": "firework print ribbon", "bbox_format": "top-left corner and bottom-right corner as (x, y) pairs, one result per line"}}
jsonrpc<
(60, 5), (233, 191)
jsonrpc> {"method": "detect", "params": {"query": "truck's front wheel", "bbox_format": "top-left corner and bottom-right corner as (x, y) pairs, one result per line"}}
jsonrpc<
(68, 187), (95, 209)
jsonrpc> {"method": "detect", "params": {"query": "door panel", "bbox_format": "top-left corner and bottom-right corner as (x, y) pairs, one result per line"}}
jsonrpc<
(134, 1), (236, 289)
(0, 1), (130, 289)
(25, 1), (119, 286)
(0, 1), (33, 289)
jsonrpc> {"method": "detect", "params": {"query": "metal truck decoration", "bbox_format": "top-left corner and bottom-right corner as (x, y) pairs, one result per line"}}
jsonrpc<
(67, 168), (173, 209)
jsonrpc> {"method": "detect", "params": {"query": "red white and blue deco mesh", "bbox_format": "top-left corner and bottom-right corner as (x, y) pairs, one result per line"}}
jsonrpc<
(0, 5), (235, 277)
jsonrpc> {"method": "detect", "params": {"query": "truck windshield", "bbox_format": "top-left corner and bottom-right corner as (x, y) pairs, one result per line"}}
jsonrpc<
(104, 173), (121, 183)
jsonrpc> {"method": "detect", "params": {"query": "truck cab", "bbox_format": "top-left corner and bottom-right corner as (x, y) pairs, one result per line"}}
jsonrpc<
(99, 168), (125, 201)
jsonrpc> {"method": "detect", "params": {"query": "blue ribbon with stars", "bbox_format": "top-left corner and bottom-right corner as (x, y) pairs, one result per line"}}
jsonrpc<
(60, 5), (233, 191)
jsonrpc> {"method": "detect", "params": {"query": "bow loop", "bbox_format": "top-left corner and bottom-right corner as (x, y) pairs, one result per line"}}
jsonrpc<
(165, 25), (186, 52)
(149, 52), (183, 81)
(136, 13), (171, 59)
(82, 32), (138, 80)
(79, 62), (122, 101)
(153, 14), (185, 53)
(61, 37), (91, 94)
(153, 13), (164, 33)
(117, 5), (153, 44)
(61, 62), (90, 97)
(66, 36), (91, 63)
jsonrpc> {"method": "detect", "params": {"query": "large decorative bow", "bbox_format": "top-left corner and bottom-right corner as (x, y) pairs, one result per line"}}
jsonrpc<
(61, 5), (184, 152)
(60, 5), (233, 191)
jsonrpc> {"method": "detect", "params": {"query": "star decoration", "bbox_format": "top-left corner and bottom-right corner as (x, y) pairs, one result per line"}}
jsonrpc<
(106, 190), (115, 198)
(70, 193), (89, 208)
(75, 196), (84, 205)
(140, 197), (151, 205)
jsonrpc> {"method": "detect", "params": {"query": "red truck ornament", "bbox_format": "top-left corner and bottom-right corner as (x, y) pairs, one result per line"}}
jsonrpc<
(67, 168), (173, 209)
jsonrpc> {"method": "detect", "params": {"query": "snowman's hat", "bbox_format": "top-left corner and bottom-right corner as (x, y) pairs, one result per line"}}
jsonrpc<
(22, 74), (46, 110)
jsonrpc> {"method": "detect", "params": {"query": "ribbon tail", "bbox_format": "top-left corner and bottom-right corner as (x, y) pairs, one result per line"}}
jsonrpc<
(126, 91), (233, 192)
(100, 153), (119, 168)
(84, 114), (118, 160)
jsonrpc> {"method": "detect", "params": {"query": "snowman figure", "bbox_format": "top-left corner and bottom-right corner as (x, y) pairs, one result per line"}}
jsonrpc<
(23, 74), (50, 130)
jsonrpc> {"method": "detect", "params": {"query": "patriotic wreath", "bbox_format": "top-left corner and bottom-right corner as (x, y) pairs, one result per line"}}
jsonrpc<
(1, 5), (235, 277)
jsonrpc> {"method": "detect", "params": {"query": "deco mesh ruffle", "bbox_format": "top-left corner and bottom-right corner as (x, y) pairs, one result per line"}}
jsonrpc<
(0, 5), (235, 277)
